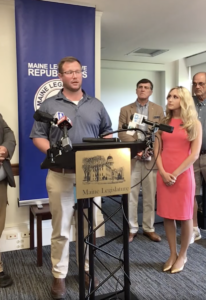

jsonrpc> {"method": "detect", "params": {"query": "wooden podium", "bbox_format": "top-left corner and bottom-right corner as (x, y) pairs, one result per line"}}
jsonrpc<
(41, 140), (146, 300)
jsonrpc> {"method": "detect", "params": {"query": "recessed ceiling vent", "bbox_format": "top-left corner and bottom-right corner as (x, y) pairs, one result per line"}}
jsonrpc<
(126, 48), (169, 57)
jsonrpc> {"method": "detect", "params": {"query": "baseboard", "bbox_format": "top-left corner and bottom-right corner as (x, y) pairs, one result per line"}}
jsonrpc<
(0, 222), (52, 252)
(1, 216), (105, 252)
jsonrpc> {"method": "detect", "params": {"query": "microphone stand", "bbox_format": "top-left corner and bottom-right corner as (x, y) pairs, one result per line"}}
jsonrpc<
(47, 122), (59, 164)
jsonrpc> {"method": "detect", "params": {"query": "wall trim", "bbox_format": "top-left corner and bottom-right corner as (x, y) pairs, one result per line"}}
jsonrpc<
(101, 60), (165, 71)
(2, 220), (105, 252)
(185, 52), (206, 67)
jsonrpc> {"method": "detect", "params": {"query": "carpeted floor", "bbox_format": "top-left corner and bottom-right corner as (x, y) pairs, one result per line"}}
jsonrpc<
(1, 197), (206, 300)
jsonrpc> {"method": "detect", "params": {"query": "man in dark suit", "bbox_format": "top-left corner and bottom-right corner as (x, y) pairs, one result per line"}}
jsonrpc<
(0, 114), (16, 287)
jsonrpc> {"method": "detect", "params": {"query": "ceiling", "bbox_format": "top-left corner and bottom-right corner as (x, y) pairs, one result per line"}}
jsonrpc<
(43, 0), (206, 64)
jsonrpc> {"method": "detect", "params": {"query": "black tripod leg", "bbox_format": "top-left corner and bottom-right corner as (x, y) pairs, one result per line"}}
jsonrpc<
(122, 193), (131, 300)
(88, 198), (95, 298)
(78, 199), (85, 300)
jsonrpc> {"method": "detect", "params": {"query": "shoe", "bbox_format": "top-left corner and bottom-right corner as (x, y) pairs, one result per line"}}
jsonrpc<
(190, 228), (201, 244)
(85, 271), (99, 290)
(171, 257), (187, 274)
(163, 263), (173, 272)
(129, 233), (137, 243)
(0, 272), (13, 288)
(143, 231), (161, 242)
(51, 278), (66, 299)
(163, 255), (178, 272)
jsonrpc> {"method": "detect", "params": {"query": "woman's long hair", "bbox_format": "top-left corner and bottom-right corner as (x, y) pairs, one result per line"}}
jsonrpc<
(162, 86), (198, 141)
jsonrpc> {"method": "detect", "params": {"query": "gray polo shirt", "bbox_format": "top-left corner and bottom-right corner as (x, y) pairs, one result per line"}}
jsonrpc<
(30, 90), (112, 145)
(193, 96), (206, 150)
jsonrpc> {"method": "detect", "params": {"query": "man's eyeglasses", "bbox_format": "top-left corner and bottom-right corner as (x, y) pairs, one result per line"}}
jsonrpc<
(137, 85), (151, 90)
(62, 70), (82, 76)
(192, 82), (206, 87)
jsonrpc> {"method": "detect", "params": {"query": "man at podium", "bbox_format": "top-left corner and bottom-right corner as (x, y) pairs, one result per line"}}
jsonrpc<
(30, 56), (112, 299)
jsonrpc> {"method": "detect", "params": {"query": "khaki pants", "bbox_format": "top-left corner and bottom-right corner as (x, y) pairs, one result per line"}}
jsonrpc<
(129, 159), (157, 234)
(0, 179), (8, 272)
(46, 170), (99, 278)
(194, 154), (206, 195)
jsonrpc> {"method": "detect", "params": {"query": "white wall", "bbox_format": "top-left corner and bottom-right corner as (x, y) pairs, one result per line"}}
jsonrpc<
(185, 52), (206, 87)
(175, 59), (190, 90)
(0, 1), (29, 225)
(159, 71), (166, 109)
(191, 63), (206, 78)
(186, 52), (206, 69)
(164, 61), (176, 102)
(101, 64), (164, 135)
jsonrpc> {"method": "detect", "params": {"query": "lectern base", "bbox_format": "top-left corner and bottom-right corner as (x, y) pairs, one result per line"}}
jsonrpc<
(95, 291), (139, 300)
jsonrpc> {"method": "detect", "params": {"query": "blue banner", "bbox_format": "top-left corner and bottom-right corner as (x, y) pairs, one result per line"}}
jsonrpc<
(15, 0), (95, 202)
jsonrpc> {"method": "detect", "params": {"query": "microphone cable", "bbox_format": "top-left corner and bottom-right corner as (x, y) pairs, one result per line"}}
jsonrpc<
(131, 134), (160, 189)
(120, 135), (161, 231)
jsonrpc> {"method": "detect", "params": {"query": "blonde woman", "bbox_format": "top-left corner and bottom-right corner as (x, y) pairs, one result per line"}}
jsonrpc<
(154, 86), (202, 274)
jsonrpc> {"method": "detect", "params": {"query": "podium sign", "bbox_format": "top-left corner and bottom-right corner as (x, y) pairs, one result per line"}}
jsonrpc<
(75, 148), (131, 199)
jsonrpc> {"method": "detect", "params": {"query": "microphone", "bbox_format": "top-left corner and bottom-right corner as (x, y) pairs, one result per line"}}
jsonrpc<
(57, 116), (73, 152)
(125, 121), (137, 136)
(158, 123), (173, 133)
(33, 110), (57, 124)
(121, 123), (147, 138)
(57, 116), (72, 130)
(130, 113), (174, 133)
(122, 123), (129, 129)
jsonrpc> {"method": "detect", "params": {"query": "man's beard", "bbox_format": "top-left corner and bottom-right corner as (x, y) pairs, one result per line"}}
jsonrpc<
(64, 83), (81, 92)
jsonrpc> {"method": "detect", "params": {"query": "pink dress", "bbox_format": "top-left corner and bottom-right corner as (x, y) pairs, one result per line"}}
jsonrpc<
(157, 118), (195, 220)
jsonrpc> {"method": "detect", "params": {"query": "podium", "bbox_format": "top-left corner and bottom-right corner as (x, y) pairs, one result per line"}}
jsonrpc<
(41, 140), (147, 300)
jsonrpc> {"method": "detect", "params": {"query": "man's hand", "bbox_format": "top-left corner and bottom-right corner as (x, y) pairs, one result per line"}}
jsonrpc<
(0, 146), (9, 163)
(136, 151), (143, 159)
(103, 134), (113, 139)
(136, 148), (153, 160)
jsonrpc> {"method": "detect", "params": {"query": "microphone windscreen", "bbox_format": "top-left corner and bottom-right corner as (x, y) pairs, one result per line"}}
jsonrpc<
(122, 123), (128, 129)
(33, 110), (54, 123)
(159, 124), (174, 133)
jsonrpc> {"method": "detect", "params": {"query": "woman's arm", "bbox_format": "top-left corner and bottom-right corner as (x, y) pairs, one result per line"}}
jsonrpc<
(172, 120), (202, 178)
(154, 132), (164, 175)
(154, 131), (176, 185)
